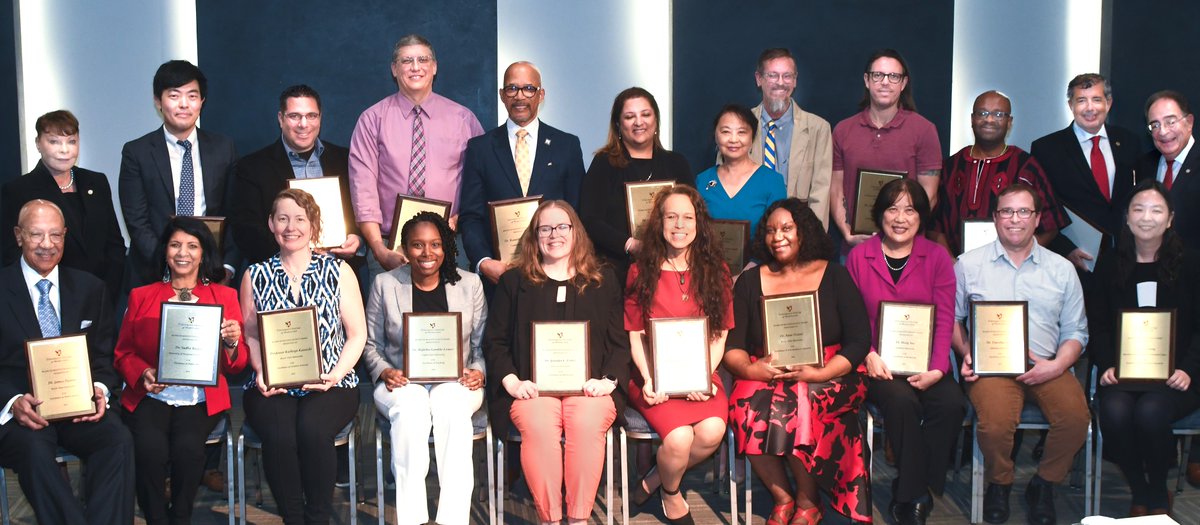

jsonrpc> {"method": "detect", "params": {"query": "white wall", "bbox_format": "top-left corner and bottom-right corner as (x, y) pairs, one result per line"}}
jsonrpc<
(950, 0), (1102, 152)
(497, 0), (673, 166)
(16, 0), (197, 236)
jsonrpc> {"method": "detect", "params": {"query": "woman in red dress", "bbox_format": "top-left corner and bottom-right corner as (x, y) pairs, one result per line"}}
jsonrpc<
(724, 198), (872, 524)
(625, 185), (733, 524)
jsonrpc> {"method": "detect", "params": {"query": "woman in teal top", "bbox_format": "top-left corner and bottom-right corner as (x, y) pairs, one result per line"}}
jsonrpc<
(697, 104), (787, 233)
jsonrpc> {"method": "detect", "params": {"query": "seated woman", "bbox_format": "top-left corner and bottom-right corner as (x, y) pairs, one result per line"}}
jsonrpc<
(625, 185), (733, 524)
(724, 198), (871, 524)
(239, 188), (366, 524)
(114, 217), (247, 525)
(845, 178), (963, 525)
(484, 200), (630, 525)
(1090, 179), (1200, 517)
(362, 211), (486, 525)
(697, 104), (786, 234)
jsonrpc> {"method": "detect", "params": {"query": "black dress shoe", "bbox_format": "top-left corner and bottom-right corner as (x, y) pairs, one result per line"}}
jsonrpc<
(897, 496), (934, 525)
(1024, 476), (1056, 525)
(889, 499), (906, 523)
(983, 483), (1011, 524)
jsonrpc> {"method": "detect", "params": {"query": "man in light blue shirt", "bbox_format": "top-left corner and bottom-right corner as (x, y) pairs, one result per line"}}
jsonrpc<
(952, 183), (1089, 525)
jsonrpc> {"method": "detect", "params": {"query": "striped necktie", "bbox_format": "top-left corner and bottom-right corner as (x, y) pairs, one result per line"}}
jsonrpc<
(764, 120), (778, 171)
(36, 279), (60, 338)
(409, 106), (427, 197)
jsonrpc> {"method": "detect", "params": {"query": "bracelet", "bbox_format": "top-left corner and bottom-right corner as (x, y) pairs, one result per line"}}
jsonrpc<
(222, 338), (238, 349)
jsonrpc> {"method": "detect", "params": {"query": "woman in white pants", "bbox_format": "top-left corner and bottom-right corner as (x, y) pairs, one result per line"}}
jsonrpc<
(363, 212), (487, 525)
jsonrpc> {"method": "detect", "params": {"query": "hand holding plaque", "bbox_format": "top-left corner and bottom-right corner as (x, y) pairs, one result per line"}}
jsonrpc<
(157, 302), (224, 386)
(761, 292), (823, 368)
(257, 306), (323, 389)
(969, 301), (1029, 376)
(1116, 309), (1175, 381)
(876, 302), (934, 375)
(26, 334), (96, 422)
(530, 321), (590, 395)
(648, 317), (711, 397)
(403, 312), (463, 383)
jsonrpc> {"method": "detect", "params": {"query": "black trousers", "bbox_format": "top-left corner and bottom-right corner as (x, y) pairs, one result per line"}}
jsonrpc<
(243, 387), (358, 525)
(0, 408), (134, 525)
(122, 397), (220, 525)
(1099, 386), (1200, 507)
(867, 375), (966, 501)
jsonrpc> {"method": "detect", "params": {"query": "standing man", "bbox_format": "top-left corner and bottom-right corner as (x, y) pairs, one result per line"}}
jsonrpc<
(954, 184), (1090, 525)
(459, 61), (585, 284)
(0, 200), (134, 524)
(119, 60), (239, 286)
(231, 84), (362, 265)
(741, 48), (832, 229)
(349, 34), (484, 277)
(1031, 73), (1141, 271)
(935, 90), (1068, 255)
(1139, 90), (1199, 248)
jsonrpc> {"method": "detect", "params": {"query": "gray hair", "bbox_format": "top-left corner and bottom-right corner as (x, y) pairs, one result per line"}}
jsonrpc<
(392, 34), (435, 62)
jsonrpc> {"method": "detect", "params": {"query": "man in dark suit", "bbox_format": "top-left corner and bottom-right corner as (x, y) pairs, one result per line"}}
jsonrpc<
(1139, 90), (1199, 248)
(458, 61), (585, 284)
(1031, 73), (1142, 271)
(0, 200), (133, 524)
(231, 84), (362, 265)
(119, 60), (238, 287)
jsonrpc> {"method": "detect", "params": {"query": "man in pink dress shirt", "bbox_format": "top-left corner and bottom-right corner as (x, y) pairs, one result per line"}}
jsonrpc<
(348, 34), (484, 275)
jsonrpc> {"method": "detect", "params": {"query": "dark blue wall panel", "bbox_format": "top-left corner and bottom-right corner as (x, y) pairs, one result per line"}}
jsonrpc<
(196, 0), (497, 156)
(672, 1), (954, 173)
(0, 0), (19, 181)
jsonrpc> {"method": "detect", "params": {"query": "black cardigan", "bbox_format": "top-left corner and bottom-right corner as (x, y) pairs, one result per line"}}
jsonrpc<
(484, 266), (631, 438)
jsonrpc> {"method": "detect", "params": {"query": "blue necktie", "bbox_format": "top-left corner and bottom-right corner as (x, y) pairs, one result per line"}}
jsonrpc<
(36, 279), (60, 338)
(764, 120), (778, 172)
(177, 139), (195, 215)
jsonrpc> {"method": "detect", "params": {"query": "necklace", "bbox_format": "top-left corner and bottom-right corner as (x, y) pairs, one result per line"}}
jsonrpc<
(883, 254), (909, 271)
(665, 257), (689, 301)
(969, 144), (1008, 160)
(171, 284), (194, 301)
(56, 169), (75, 191)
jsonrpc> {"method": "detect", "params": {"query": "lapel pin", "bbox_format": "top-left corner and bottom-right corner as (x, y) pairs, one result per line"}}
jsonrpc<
(547, 162), (554, 166)
(1114, 141), (1121, 147)
(544, 139), (551, 145)
(87, 189), (94, 195)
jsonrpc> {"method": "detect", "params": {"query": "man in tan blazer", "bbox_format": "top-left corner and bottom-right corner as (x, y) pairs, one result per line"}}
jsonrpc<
(744, 48), (833, 229)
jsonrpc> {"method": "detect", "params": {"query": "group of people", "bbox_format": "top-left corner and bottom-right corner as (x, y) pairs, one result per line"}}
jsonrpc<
(0, 31), (1197, 525)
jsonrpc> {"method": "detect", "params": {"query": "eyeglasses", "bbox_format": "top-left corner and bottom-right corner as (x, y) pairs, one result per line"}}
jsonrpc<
(761, 72), (796, 83)
(971, 110), (1010, 120)
(995, 208), (1037, 219)
(396, 55), (433, 66)
(536, 224), (573, 237)
(24, 230), (65, 244)
(1148, 115), (1187, 133)
(867, 71), (906, 84)
(502, 84), (541, 98)
(284, 112), (321, 123)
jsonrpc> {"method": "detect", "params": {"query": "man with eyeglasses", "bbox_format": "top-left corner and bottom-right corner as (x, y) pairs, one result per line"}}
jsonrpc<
(231, 84), (362, 265)
(1031, 73), (1141, 272)
(724, 48), (832, 229)
(934, 91), (1068, 256)
(0, 199), (134, 524)
(1139, 90), (1198, 248)
(459, 61), (584, 285)
(349, 34), (484, 277)
(952, 183), (1089, 525)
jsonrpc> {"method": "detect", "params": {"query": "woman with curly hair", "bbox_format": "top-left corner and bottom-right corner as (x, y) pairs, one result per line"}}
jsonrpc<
(484, 200), (630, 524)
(624, 185), (733, 524)
(724, 197), (872, 524)
(1091, 180), (1200, 516)
(362, 211), (486, 525)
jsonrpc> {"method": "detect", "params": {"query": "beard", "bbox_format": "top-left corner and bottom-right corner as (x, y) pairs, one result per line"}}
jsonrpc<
(764, 97), (789, 116)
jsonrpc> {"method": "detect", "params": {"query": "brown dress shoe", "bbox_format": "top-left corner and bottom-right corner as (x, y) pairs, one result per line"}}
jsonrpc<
(1149, 491), (1173, 516)
(201, 469), (226, 492)
(1188, 462), (1200, 488)
(1129, 504), (1148, 517)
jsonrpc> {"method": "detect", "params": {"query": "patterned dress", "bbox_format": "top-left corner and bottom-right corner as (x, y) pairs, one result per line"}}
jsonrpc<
(244, 253), (358, 396)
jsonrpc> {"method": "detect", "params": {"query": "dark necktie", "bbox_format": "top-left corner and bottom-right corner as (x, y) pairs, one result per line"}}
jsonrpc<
(1164, 159), (1175, 190)
(177, 139), (195, 215)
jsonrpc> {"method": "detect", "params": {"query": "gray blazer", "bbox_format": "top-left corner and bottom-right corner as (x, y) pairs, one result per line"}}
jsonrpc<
(362, 266), (487, 382)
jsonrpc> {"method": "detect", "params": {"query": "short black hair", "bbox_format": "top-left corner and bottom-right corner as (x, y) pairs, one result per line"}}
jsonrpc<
(399, 211), (462, 286)
(752, 198), (832, 263)
(153, 216), (225, 284)
(871, 178), (931, 233)
(996, 182), (1042, 212)
(153, 60), (207, 100)
(279, 84), (322, 113)
(713, 103), (759, 141)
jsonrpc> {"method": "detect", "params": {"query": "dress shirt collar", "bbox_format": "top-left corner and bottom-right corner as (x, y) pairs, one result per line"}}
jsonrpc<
(1072, 121), (1107, 144)
(987, 238), (1042, 268)
(506, 118), (541, 146)
(1165, 135), (1195, 167)
(163, 125), (198, 147)
(283, 135), (325, 161)
(761, 101), (793, 129)
(394, 91), (441, 120)
(20, 257), (60, 310)
(856, 107), (909, 130)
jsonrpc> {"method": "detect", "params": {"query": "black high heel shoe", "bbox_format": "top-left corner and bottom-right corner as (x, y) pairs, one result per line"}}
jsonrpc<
(660, 484), (695, 525)
(630, 462), (658, 507)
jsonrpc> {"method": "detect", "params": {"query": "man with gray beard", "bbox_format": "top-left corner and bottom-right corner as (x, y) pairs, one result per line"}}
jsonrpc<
(733, 48), (833, 229)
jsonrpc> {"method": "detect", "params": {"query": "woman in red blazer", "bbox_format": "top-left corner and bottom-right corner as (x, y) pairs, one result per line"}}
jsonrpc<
(114, 217), (248, 525)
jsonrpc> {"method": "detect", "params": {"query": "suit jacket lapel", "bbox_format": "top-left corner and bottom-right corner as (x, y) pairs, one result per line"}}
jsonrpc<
(198, 129), (223, 204)
(491, 128), (522, 196)
(57, 270), (82, 335)
(5, 266), (42, 339)
(150, 129), (176, 202)
(529, 126), (552, 195)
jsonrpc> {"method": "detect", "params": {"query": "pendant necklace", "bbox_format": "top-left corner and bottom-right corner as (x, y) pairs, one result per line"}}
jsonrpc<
(171, 285), (194, 301)
(665, 257), (689, 301)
